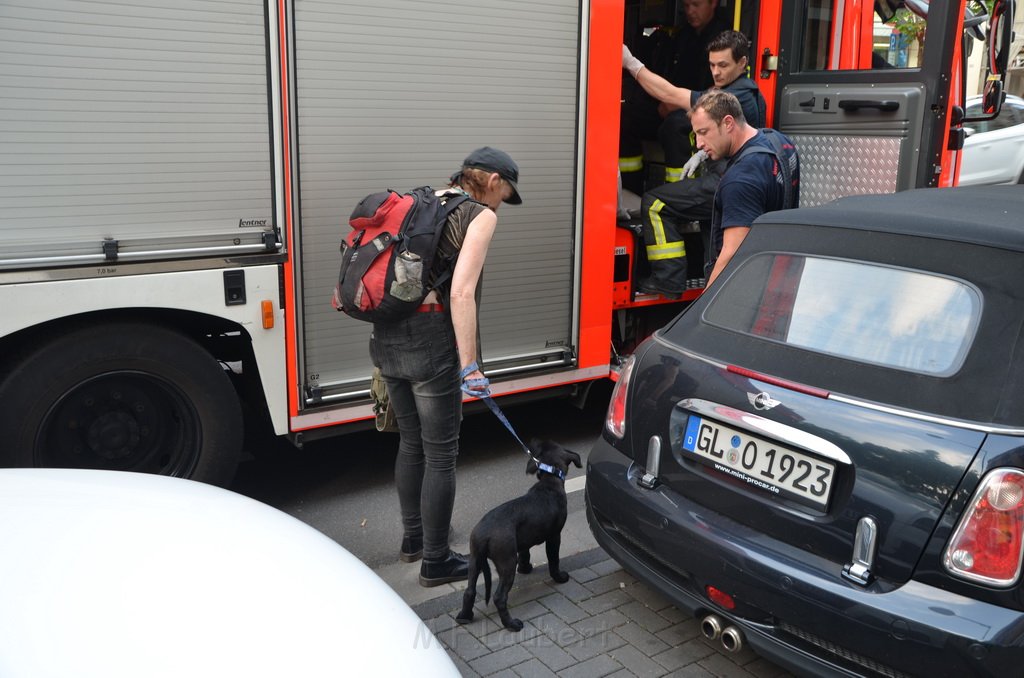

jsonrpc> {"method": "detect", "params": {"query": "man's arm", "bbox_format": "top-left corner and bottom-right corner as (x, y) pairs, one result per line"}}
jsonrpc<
(623, 45), (694, 111)
(703, 169), (771, 289)
(704, 226), (749, 288)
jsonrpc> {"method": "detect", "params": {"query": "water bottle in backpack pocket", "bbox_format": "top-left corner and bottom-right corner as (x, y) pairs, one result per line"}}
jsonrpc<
(390, 250), (424, 302)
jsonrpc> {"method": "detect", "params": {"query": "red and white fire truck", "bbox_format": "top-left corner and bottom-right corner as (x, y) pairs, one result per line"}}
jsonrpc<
(0, 0), (1014, 485)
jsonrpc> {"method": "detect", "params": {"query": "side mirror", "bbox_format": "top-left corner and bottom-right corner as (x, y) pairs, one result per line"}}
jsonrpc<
(982, 79), (1005, 115)
(962, 0), (1014, 123)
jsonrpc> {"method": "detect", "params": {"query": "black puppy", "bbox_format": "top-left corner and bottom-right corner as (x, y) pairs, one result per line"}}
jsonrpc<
(456, 439), (582, 631)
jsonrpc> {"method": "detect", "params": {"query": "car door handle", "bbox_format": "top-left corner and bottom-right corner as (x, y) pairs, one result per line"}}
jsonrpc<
(838, 99), (900, 112)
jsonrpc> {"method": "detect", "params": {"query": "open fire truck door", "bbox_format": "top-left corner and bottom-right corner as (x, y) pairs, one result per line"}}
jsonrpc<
(761, 0), (1013, 203)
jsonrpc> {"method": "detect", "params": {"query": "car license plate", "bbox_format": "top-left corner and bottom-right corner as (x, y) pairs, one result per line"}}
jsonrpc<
(682, 415), (835, 509)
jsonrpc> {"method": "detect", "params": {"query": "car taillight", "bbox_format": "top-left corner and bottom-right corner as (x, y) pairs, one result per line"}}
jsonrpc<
(944, 468), (1024, 587)
(605, 354), (635, 439)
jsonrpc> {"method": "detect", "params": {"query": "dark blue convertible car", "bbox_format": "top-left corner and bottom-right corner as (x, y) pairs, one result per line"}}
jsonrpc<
(587, 186), (1024, 677)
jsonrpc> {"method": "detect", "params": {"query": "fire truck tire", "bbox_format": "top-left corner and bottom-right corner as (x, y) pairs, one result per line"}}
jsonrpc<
(0, 322), (243, 487)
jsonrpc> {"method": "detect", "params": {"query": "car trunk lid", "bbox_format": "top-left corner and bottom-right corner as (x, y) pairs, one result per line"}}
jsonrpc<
(628, 342), (987, 585)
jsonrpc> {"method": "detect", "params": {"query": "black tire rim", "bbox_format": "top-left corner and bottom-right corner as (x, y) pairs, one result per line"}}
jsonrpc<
(35, 370), (202, 478)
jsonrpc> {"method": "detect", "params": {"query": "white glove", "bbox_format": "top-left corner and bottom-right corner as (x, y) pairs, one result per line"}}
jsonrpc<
(622, 44), (645, 78)
(682, 150), (707, 178)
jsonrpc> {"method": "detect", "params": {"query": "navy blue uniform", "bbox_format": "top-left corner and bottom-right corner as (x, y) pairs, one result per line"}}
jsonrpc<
(711, 130), (800, 258)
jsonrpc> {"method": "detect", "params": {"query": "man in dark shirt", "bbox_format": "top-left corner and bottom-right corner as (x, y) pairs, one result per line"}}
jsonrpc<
(691, 89), (799, 288)
(667, 0), (730, 93)
(622, 31), (768, 296)
(618, 0), (728, 194)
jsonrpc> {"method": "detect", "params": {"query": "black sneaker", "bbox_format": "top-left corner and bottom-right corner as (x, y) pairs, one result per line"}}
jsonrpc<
(399, 535), (423, 563)
(419, 551), (469, 587)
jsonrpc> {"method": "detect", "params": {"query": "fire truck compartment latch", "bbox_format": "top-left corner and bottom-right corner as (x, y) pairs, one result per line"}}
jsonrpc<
(760, 48), (778, 79)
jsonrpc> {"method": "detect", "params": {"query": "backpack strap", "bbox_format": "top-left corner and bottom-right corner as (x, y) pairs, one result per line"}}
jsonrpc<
(728, 130), (794, 210)
(337, 190), (396, 295)
(425, 191), (472, 291)
(761, 129), (795, 210)
(339, 230), (395, 305)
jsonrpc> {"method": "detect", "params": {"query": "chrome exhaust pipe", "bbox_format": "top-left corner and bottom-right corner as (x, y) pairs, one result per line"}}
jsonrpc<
(700, 614), (724, 641)
(720, 625), (744, 654)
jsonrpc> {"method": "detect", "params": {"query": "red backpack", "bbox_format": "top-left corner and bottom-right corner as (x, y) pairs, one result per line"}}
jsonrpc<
(332, 186), (468, 323)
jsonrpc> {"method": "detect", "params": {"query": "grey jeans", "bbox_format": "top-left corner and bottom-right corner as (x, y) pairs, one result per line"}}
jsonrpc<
(370, 312), (462, 562)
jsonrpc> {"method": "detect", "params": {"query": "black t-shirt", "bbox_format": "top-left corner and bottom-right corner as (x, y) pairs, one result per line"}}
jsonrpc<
(711, 130), (800, 256)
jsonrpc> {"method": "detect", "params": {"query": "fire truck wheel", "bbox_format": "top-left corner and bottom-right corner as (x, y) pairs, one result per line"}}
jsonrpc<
(0, 322), (243, 487)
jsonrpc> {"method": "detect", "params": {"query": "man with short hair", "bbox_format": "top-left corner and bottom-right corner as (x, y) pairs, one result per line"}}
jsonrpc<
(622, 31), (768, 297)
(689, 89), (799, 288)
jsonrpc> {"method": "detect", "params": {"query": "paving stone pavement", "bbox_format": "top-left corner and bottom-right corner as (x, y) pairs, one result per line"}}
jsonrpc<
(405, 548), (797, 677)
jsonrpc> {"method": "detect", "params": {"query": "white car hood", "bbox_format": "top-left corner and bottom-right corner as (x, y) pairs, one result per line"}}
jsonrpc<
(0, 469), (458, 678)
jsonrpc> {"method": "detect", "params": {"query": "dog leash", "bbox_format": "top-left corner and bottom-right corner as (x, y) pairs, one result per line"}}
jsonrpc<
(460, 361), (565, 480)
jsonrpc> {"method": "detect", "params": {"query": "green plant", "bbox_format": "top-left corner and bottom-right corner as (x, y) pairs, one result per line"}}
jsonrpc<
(890, 8), (926, 44)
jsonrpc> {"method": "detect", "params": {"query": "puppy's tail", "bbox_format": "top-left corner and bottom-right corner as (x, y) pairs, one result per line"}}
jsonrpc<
(482, 557), (493, 605)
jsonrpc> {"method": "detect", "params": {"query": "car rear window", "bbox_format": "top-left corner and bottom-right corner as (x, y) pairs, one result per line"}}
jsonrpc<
(703, 254), (981, 376)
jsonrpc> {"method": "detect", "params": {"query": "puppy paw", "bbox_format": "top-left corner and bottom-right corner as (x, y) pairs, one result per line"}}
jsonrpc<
(455, 611), (474, 624)
(517, 562), (533, 574)
(552, 571), (569, 583)
(504, 618), (524, 632)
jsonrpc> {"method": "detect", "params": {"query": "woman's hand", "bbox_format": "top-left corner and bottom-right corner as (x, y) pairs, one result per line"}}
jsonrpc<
(459, 361), (490, 396)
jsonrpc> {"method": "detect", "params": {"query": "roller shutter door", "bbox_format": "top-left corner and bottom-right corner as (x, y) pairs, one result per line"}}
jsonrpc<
(295, 0), (582, 401)
(0, 0), (275, 267)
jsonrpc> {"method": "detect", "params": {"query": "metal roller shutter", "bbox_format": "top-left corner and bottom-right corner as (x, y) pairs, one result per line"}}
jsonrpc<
(295, 0), (582, 401)
(0, 0), (275, 267)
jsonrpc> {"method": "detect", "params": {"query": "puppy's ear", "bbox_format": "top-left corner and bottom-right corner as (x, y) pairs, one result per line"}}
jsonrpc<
(567, 449), (583, 468)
